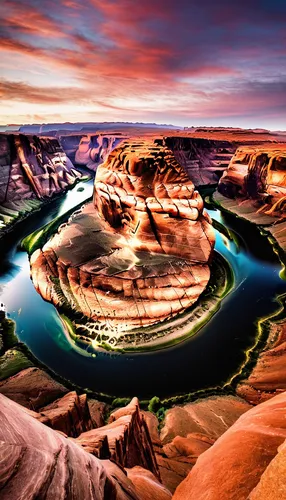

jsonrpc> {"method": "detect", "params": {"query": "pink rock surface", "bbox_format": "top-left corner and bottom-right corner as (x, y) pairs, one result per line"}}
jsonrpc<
(0, 393), (140, 499)
(173, 391), (286, 500)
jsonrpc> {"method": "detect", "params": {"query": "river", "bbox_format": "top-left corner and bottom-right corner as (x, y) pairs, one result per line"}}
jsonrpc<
(0, 179), (285, 398)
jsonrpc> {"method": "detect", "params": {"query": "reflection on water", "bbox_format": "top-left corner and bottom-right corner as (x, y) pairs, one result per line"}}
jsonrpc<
(0, 183), (285, 398)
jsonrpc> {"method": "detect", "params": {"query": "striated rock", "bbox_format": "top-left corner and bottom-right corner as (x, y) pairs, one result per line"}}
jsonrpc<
(75, 134), (124, 170)
(173, 391), (286, 500)
(37, 391), (93, 437)
(0, 393), (140, 499)
(0, 367), (68, 410)
(126, 466), (172, 500)
(0, 133), (82, 233)
(164, 137), (236, 186)
(30, 139), (215, 345)
(237, 318), (286, 404)
(218, 145), (286, 218)
(249, 439), (286, 500)
(140, 410), (161, 448)
(74, 397), (160, 478)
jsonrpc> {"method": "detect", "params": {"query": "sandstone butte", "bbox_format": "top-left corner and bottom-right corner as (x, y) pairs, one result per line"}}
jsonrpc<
(30, 139), (215, 340)
(173, 391), (286, 500)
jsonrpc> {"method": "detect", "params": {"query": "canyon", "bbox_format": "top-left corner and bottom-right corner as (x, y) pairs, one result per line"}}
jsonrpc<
(0, 134), (82, 234)
(1, 125), (286, 499)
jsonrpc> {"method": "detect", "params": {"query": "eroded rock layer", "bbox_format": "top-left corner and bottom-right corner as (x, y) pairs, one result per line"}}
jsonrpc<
(218, 146), (286, 217)
(0, 134), (82, 232)
(164, 137), (236, 186)
(30, 139), (215, 340)
(60, 134), (125, 171)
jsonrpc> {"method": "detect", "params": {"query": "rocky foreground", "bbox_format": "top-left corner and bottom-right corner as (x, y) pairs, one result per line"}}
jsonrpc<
(2, 367), (286, 499)
(30, 139), (215, 344)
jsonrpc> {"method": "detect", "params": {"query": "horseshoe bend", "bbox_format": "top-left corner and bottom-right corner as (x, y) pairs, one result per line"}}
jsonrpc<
(29, 139), (218, 348)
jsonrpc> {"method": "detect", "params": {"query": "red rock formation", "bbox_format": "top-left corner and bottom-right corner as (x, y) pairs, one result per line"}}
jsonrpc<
(74, 398), (160, 478)
(37, 391), (93, 437)
(126, 466), (172, 500)
(30, 139), (214, 344)
(164, 137), (236, 186)
(0, 133), (82, 233)
(88, 398), (107, 428)
(249, 439), (286, 500)
(157, 395), (251, 493)
(173, 391), (286, 500)
(0, 134), (81, 203)
(0, 367), (68, 410)
(74, 134), (124, 170)
(0, 393), (140, 499)
(218, 145), (286, 218)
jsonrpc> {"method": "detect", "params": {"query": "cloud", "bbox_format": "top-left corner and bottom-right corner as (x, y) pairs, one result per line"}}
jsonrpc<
(0, 0), (285, 126)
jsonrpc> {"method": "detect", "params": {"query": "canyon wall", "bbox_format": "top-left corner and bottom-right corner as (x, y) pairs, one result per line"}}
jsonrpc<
(0, 392), (172, 500)
(60, 134), (125, 170)
(173, 391), (286, 500)
(0, 134), (82, 233)
(164, 137), (236, 186)
(218, 146), (286, 217)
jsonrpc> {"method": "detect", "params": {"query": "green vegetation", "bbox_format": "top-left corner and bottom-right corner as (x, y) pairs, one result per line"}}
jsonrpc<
(0, 349), (33, 380)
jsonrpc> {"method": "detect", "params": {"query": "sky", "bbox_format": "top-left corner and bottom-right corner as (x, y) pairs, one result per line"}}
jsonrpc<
(0, 0), (285, 129)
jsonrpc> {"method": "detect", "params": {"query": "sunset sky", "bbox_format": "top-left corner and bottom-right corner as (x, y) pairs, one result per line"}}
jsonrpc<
(0, 0), (285, 128)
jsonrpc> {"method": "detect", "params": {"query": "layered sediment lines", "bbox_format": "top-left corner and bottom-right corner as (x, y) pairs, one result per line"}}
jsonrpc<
(30, 139), (215, 341)
(164, 137), (236, 186)
(218, 146), (286, 217)
(237, 317), (286, 405)
(0, 134), (81, 232)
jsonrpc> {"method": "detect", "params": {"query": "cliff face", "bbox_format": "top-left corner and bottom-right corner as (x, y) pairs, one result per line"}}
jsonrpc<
(218, 146), (286, 217)
(0, 393), (139, 500)
(30, 139), (214, 344)
(164, 137), (236, 186)
(0, 133), (82, 233)
(0, 392), (171, 500)
(60, 134), (124, 170)
(173, 391), (286, 500)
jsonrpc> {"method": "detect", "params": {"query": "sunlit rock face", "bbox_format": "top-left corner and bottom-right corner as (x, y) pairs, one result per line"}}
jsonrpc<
(218, 146), (286, 216)
(30, 139), (214, 339)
